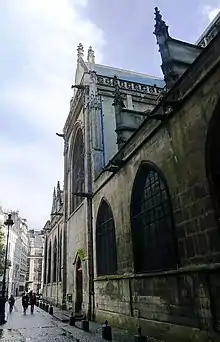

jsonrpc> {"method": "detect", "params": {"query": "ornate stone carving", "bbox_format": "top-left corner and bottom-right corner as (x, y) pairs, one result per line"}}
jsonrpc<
(153, 7), (169, 38)
(77, 43), (84, 59)
(64, 139), (69, 155)
(87, 91), (101, 111)
(89, 71), (96, 82)
(96, 75), (162, 95)
(112, 76), (125, 108)
(87, 46), (95, 62)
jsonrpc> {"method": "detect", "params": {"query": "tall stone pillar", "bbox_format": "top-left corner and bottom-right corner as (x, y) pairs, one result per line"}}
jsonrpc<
(84, 83), (95, 320)
(62, 137), (69, 309)
(88, 71), (105, 178)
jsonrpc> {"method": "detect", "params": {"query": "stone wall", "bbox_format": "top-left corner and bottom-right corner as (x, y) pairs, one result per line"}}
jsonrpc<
(92, 55), (220, 340)
(42, 217), (64, 306)
(94, 267), (220, 341)
(66, 201), (89, 314)
(94, 267), (215, 326)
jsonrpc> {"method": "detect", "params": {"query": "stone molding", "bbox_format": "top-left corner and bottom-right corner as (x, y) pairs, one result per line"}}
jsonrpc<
(97, 75), (163, 95)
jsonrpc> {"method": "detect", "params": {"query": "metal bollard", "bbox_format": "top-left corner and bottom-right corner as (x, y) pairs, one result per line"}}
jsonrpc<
(42, 302), (45, 310)
(49, 304), (53, 315)
(36, 301), (39, 307)
(69, 312), (75, 326)
(45, 303), (49, 312)
(102, 320), (112, 341)
(134, 327), (147, 342)
(81, 316), (89, 332)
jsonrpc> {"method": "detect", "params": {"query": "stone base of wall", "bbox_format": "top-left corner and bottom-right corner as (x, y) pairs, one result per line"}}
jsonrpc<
(95, 310), (219, 342)
(42, 283), (63, 307)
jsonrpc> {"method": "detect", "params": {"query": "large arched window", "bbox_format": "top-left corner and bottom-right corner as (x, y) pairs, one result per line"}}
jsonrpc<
(206, 99), (220, 219)
(47, 241), (51, 283)
(71, 128), (85, 213)
(131, 162), (177, 273)
(59, 232), (62, 282)
(96, 199), (117, 276)
(53, 237), (57, 282)
(43, 237), (48, 284)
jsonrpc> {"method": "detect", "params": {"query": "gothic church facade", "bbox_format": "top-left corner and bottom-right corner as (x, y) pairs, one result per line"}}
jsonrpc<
(43, 8), (220, 341)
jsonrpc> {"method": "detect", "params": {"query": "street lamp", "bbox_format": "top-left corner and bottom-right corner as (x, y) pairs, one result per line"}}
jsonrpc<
(0, 214), (14, 324)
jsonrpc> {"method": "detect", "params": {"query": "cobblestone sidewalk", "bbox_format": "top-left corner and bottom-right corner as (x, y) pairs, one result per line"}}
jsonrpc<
(50, 306), (164, 342)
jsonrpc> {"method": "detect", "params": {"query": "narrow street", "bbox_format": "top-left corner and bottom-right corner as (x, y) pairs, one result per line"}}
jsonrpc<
(0, 299), (74, 341)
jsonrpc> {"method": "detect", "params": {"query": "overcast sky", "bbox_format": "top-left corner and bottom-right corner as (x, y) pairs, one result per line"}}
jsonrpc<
(0, 0), (219, 230)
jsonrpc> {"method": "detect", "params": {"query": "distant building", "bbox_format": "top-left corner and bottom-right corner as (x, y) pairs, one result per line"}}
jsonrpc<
(26, 229), (44, 293)
(0, 207), (29, 296)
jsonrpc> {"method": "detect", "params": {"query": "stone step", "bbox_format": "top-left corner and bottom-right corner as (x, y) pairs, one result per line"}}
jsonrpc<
(75, 314), (84, 321)
(53, 311), (70, 322)
(53, 310), (84, 322)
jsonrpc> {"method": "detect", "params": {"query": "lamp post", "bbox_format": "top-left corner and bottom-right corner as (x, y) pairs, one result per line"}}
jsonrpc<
(0, 214), (14, 324)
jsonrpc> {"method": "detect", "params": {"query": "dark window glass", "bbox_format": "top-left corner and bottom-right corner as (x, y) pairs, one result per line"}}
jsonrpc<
(96, 200), (117, 276)
(47, 242), (51, 283)
(43, 237), (47, 284)
(131, 164), (177, 273)
(53, 238), (57, 282)
(71, 129), (85, 213)
(59, 233), (62, 281)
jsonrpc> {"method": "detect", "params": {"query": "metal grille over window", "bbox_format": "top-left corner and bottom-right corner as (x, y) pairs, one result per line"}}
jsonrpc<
(131, 164), (177, 273)
(96, 200), (117, 276)
(71, 129), (85, 212)
(47, 242), (51, 283)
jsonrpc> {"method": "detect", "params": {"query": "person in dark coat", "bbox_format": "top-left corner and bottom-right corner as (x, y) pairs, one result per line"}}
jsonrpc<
(22, 292), (29, 314)
(8, 295), (15, 312)
(30, 292), (36, 314)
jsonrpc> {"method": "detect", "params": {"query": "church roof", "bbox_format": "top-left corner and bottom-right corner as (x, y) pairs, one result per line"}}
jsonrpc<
(196, 10), (220, 45)
(93, 64), (165, 88)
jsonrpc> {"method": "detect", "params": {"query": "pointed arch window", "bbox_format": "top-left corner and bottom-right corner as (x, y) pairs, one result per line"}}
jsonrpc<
(59, 232), (62, 282)
(47, 241), (52, 283)
(131, 163), (178, 273)
(71, 128), (85, 213)
(96, 200), (117, 276)
(53, 237), (57, 282)
(43, 237), (48, 284)
(206, 99), (220, 218)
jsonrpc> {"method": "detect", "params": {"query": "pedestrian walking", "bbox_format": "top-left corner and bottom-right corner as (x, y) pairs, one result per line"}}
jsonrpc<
(22, 292), (29, 314)
(8, 294), (15, 313)
(30, 292), (36, 314)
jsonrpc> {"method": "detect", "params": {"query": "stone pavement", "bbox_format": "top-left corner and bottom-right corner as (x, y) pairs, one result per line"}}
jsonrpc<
(0, 298), (75, 341)
(51, 306), (163, 342)
(0, 299), (162, 342)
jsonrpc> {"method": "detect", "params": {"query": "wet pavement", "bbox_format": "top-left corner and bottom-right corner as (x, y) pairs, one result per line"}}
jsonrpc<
(0, 299), (75, 341)
(0, 299), (163, 342)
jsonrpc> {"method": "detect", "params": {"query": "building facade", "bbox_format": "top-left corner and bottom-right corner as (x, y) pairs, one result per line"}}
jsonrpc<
(26, 229), (44, 293)
(0, 208), (29, 296)
(43, 8), (220, 341)
(42, 182), (64, 307)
